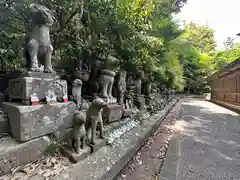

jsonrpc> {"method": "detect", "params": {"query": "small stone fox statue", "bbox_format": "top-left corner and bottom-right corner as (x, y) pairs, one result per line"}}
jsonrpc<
(85, 98), (108, 145)
(71, 110), (86, 153)
(72, 79), (83, 109)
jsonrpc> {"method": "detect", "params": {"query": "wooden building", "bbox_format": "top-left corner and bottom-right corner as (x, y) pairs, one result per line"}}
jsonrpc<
(208, 58), (240, 110)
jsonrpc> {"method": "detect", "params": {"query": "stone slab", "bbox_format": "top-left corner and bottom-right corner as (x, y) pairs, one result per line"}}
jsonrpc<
(0, 136), (50, 176)
(52, 99), (179, 180)
(61, 145), (91, 163)
(158, 134), (179, 180)
(8, 76), (67, 104)
(102, 104), (123, 124)
(2, 102), (76, 141)
(88, 139), (106, 153)
(20, 71), (60, 78)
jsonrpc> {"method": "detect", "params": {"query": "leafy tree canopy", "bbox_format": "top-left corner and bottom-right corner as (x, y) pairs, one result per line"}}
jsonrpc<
(3, 0), (239, 94)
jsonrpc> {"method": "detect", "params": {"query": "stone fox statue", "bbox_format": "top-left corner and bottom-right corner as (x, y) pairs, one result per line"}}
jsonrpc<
(72, 79), (83, 109)
(117, 70), (127, 105)
(71, 110), (86, 153)
(24, 3), (54, 73)
(85, 98), (108, 145)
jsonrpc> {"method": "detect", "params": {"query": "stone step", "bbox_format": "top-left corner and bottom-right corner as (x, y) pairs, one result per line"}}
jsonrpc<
(0, 136), (50, 176)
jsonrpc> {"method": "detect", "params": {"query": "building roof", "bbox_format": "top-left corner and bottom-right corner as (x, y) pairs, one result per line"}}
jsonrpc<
(208, 58), (240, 81)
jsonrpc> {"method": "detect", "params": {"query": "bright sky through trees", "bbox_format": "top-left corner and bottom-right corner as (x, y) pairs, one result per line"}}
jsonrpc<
(175, 0), (240, 49)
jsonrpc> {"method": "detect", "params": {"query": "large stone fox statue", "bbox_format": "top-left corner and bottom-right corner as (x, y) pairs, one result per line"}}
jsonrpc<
(24, 3), (54, 73)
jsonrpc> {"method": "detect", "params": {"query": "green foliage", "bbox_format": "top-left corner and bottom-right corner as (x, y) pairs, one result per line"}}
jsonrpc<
(4, 0), (225, 94)
(182, 22), (216, 54)
(170, 22), (218, 94)
(134, 111), (144, 125)
(45, 137), (65, 156)
(213, 42), (240, 69)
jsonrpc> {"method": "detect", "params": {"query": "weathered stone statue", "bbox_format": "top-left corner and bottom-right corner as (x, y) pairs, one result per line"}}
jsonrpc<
(116, 70), (127, 105)
(99, 55), (119, 98)
(135, 72), (144, 96)
(72, 79), (83, 109)
(71, 110), (86, 153)
(85, 98), (108, 145)
(148, 76), (154, 96)
(166, 88), (170, 101)
(169, 89), (175, 101)
(24, 3), (54, 73)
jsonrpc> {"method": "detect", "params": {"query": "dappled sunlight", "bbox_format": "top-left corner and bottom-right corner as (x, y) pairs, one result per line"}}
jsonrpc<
(219, 139), (240, 147)
(182, 99), (240, 117)
(174, 120), (189, 132)
(175, 98), (240, 180)
(192, 136), (213, 146)
(174, 114), (210, 137)
(212, 149), (233, 161)
(201, 107), (239, 117)
(183, 99), (239, 116)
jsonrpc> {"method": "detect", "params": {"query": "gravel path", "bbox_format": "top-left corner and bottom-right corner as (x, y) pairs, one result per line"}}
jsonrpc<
(159, 98), (240, 180)
(115, 98), (240, 180)
(114, 99), (183, 180)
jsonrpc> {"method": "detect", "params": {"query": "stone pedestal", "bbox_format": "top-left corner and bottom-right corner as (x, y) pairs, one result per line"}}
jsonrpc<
(102, 104), (123, 124)
(134, 96), (145, 110)
(2, 102), (76, 141)
(8, 72), (67, 105)
(0, 136), (50, 176)
(61, 145), (91, 163)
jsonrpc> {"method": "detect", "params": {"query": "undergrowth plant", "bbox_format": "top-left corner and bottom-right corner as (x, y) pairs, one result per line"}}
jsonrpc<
(45, 135), (66, 156)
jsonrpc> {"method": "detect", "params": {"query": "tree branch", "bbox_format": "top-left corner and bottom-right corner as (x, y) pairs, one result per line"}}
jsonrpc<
(55, 9), (79, 33)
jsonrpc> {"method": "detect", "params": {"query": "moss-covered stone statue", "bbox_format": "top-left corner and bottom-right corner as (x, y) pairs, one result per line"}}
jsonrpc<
(72, 79), (83, 109)
(99, 55), (119, 98)
(71, 110), (86, 153)
(24, 3), (54, 73)
(85, 98), (108, 145)
(116, 70), (127, 105)
(135, 71), (144, 96)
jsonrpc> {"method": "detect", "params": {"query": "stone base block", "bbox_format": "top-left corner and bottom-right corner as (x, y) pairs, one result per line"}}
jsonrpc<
(61, 145), (91, 163)
(102, 104), (123, 124)
(2, 102), (76, 142)
(122, 108), (135, 118)
(146, 97), (155, 106)
(0, 136), (50, 176)
(96, 96), (117, 104)
(134, 96), (145, 110)
(0, 116), (9, 136)
(8, 73), (67, 104)
(0, 108), (9, 135)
